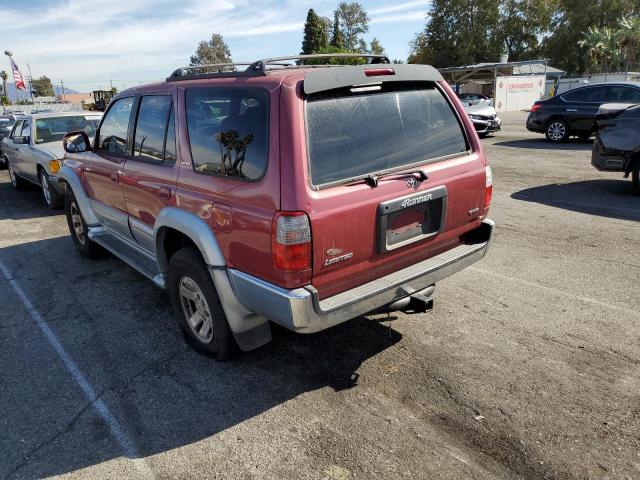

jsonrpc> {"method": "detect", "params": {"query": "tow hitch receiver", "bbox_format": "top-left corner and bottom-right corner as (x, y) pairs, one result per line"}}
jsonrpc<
(406, 291), (434, 313)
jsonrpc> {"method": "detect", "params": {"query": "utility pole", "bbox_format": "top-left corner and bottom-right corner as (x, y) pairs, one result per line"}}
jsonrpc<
(26, 63), (33, 102)
(110, 79), (113, 90)
(60, 79), (66, 101)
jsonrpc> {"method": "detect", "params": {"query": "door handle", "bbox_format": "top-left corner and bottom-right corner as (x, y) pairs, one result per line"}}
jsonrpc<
(158, 186), (171, 200)
(110, 172), (120, 183)
(566, 108), (578, 112)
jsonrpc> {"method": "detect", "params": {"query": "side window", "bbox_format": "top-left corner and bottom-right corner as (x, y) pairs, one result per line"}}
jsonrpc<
(21, 121), (31, 138)
(563, 88), (594, 102)
(10, 120), (23, 139)
(97, 97), (134, 156)
(185, 87), (269, 180)
(607, 86), (640, 103)
(132, 95), (173, 163)
(164, 106), (176, 165)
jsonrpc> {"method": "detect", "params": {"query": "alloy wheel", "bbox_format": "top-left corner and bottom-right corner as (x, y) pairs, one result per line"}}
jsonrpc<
(70, 201), (86, 245)
(41, 174), (51, 206)
(547, 122), (566, 141)
(178, 276), (214, 343)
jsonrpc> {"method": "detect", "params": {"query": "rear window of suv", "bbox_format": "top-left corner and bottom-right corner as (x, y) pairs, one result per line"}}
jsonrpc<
(306, 83), (468, 187)
(185, 87), (269, 180)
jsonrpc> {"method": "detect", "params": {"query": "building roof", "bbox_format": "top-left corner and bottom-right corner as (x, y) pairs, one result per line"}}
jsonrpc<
(439, 60), (565, 82)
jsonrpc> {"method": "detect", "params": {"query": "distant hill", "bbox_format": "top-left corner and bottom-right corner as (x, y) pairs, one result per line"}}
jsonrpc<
(2, 82), (80, 101)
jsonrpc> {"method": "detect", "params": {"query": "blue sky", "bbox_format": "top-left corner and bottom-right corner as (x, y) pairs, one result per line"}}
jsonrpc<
(0, 0), (428, 93)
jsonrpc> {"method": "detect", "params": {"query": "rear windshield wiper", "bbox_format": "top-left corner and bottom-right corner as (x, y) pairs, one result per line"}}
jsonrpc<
(346, 169), (428, 188)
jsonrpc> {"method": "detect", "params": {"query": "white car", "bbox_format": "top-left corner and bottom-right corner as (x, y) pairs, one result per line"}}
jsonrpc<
(464, 103), (502, 138)
(2, 111), (103, 209)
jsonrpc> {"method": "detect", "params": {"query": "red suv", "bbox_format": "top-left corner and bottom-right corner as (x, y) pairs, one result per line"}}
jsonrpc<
(59, 54), (494, 360)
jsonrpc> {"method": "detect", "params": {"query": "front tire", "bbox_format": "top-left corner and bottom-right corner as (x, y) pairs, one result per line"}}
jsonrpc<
(168, 247), (237, 361)
(40, 170), (63, 209)
(65, 188), (103, 258)
(545, 119), (570, 143)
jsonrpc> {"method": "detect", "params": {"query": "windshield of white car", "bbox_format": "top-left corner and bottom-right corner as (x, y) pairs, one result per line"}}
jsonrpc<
(34, 116), (100, 144)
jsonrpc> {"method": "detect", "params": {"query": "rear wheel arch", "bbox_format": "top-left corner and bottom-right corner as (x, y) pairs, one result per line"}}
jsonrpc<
(154, 208), (226, 274)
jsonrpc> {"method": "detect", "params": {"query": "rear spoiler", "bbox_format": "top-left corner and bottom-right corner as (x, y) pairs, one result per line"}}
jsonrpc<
(303, 64), (444, 95)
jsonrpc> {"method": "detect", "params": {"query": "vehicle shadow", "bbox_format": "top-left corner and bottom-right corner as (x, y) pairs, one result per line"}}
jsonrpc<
(0, 236), (401, 478)
(512, 179), (640, 222)
(0, 172), (62, 220)
(494, 138), (593, 151)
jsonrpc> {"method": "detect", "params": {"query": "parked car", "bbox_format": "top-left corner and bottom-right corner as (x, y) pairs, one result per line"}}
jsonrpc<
(458, 92), (492, 106)
(0, 114), (16, 164)
(2, 112), (102, 208)
(464, 103), (502, 137)
(58, 54), (494, 360)
(527, 82), (640, 142)
(591, 102), (640, 191)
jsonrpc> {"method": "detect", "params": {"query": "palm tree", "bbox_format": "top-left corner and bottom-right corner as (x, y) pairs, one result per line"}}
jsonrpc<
(617, 16), (640, 72)
(579, 27), (606, 74)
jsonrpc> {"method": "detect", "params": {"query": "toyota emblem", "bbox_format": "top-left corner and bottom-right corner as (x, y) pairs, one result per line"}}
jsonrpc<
(406, 177), (417, 188)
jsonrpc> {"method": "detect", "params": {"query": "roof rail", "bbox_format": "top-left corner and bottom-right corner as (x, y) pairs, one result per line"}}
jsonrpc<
(247, 53), (391, 71)
(166, 54), (391, 82)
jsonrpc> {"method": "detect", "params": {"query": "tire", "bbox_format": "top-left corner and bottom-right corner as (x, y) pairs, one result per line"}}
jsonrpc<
(632, 161), (640, 193)
(0, 155), (7, 170)
(64, 188), (104, 258)
(7, 160), (29, 190)
(168, 247), (237, 361)
(545, 119), (570, 142)
(40, 170), (63, 209)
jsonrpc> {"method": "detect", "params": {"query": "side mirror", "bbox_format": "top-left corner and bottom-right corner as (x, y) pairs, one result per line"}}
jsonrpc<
(15, 136), (29, 145)
(63, 131), (92, 153)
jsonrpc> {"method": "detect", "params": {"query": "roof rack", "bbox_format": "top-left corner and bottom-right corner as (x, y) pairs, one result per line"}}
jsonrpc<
(166, 54), (391, 82)
(247, 53), (391, 71)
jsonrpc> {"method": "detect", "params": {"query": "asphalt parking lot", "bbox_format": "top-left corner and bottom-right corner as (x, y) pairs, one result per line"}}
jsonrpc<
(1, 112), (639, 480)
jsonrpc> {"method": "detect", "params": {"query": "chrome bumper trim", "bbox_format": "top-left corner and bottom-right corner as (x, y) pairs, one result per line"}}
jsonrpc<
(228, 219), (494, 333)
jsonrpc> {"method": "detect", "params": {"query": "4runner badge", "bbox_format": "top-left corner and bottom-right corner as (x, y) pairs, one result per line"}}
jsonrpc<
(401, 193), (432, 209)
(324, 249), (354, 267)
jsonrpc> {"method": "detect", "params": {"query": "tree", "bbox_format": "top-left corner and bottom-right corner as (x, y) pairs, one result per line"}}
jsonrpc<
(358, 38), (369, 54)
(409, 0), (501, 67)
(618, 16), (640, 71)
(190, 33), (232, 66)
(333, 2), (370, 50)
(32, 76), (54, 97)
(301, 9), (330, 54)
(498, 0), (556, 62)
(330, 12), (345, 48)
(369, 38), (384, 55)
(542, 0), (638, 74)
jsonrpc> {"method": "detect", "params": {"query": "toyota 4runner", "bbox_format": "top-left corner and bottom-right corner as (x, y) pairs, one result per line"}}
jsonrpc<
(59, 54), (494, 360)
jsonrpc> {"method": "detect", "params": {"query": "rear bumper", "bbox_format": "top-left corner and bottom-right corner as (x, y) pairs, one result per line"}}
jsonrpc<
(228, 219), (494, 333)
(526, 114), (544, 133)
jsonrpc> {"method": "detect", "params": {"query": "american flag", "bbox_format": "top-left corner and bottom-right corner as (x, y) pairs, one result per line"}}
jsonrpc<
(10, 57), (26, 91)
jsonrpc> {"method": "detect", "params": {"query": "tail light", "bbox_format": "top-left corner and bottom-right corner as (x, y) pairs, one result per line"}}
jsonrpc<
(272, 212), (311, 271)
(364, 68), (395, 77)
(484, 165), (493, 209)
(530, 103), (542, 113)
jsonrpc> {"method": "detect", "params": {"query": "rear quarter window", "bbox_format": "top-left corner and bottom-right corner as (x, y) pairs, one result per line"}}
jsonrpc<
(185, 87), (269, 180)
(306, 83), (468, 187)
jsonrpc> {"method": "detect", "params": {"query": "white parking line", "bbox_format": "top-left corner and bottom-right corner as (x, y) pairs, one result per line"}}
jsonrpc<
(0, 259), (155, 478)
(471, 266), (640, 317)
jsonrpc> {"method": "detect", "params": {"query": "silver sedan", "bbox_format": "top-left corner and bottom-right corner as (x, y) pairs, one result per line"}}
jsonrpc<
(1, 112), (102, 209)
